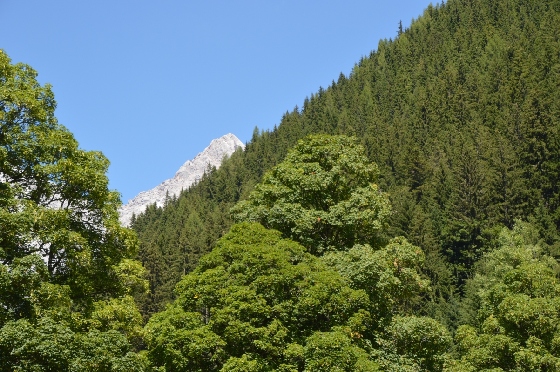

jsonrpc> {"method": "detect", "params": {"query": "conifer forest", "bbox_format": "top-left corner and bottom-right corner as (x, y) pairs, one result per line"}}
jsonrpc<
(3, 0), (560, 370)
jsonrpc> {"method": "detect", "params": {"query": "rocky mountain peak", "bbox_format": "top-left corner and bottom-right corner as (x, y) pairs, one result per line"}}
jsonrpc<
(118, 133), (244, 226)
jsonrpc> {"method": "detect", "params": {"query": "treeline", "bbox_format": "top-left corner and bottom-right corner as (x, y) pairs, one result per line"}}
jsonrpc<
(143, 134), (560, 371)
(133, 0), (560, 323)
(4, 0), (560, 369)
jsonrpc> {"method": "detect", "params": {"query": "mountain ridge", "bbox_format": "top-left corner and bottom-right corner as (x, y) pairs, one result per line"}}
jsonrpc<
(118, 133), (244, 226)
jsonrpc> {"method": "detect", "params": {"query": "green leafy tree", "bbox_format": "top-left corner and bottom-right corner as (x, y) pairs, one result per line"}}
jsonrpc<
(144, 222), (376, 371)
(0, 50), (141, 311)
(0, 317), (147, 372)
(322, 241), (454, 371)
(231, 135), (391, 254)
(451, 222), (560, 371)
(322, 238), (429, 326)
(0, 50), (147, 370)
(375, 315), (452, 371)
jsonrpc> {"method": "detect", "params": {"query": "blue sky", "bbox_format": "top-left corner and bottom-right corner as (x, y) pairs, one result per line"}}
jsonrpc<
(1, 1), (431, 203)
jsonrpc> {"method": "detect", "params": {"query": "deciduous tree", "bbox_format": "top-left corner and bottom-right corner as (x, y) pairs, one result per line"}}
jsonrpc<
(0, 50), (147, 370)
(231, 135), (391, 254)
(144, 222), (375, 371)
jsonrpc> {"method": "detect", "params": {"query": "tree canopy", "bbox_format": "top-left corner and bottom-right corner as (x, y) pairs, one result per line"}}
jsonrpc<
(145, 222), (379, 371)
(4, 0), (560, 368)
(231, 135), (391, 254)
(0, 50), (147, 371)
(451, 222), (560, 371)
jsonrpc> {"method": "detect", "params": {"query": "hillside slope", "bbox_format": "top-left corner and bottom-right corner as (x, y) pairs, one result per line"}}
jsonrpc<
(133, 0), (560, 317)
(119, 134), (243, 226)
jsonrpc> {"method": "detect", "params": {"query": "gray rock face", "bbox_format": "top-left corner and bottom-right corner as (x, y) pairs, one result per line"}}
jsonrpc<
(118, 133), (244, 226)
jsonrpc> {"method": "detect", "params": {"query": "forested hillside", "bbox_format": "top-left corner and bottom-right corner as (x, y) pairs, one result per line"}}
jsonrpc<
(133, 0), (560, 321)
(4, 0), (560, 370)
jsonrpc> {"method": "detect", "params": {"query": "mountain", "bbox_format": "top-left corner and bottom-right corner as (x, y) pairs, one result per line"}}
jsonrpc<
(132, 0), (560, 321)
(118, 133), (244, 226)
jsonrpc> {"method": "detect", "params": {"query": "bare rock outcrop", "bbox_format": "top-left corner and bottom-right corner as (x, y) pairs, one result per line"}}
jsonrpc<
(118, 133), (244, 226)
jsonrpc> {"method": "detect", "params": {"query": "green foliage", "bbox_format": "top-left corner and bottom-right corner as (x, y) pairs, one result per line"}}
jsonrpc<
(133, 0), (560, 317)
(322, 239), (452, 370)
(0, 254), (47, 324)
(144, 222), (374, 371)
(322, 239), (429, 326)
(0, 50), (142, 313)
(0, 317), (147, 371)
(376, 316), (452, 371)
(0, 50), (147, 371)
(303, 329), (379, 371)
(231, 134), (391, 254)
(453, 222), (560, 370)
(0, 271), (147, 371)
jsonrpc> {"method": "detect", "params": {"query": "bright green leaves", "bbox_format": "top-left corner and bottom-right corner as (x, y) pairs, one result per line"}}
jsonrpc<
(303, 329), (379, 371)
(0, 50), (146, 371)
(323, 238), (429, 325)
(376, 316), (452, 371)
(145, 222), (375, 371)
(0, 52), (56, 131)
(0, 254), (48, 323)
(0, 50), (140, 308)
(145, 308), (227, 371)
(113, 258), (149, 297)
(231, 135), (391, 254)
(319, 239), (452, 370)
(453, 222), (560, 370)
(0, 274), (147, 371)
(0, 317), (147, 372)
(0, 260), (147, 371)
(89, 296), (145, 347)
